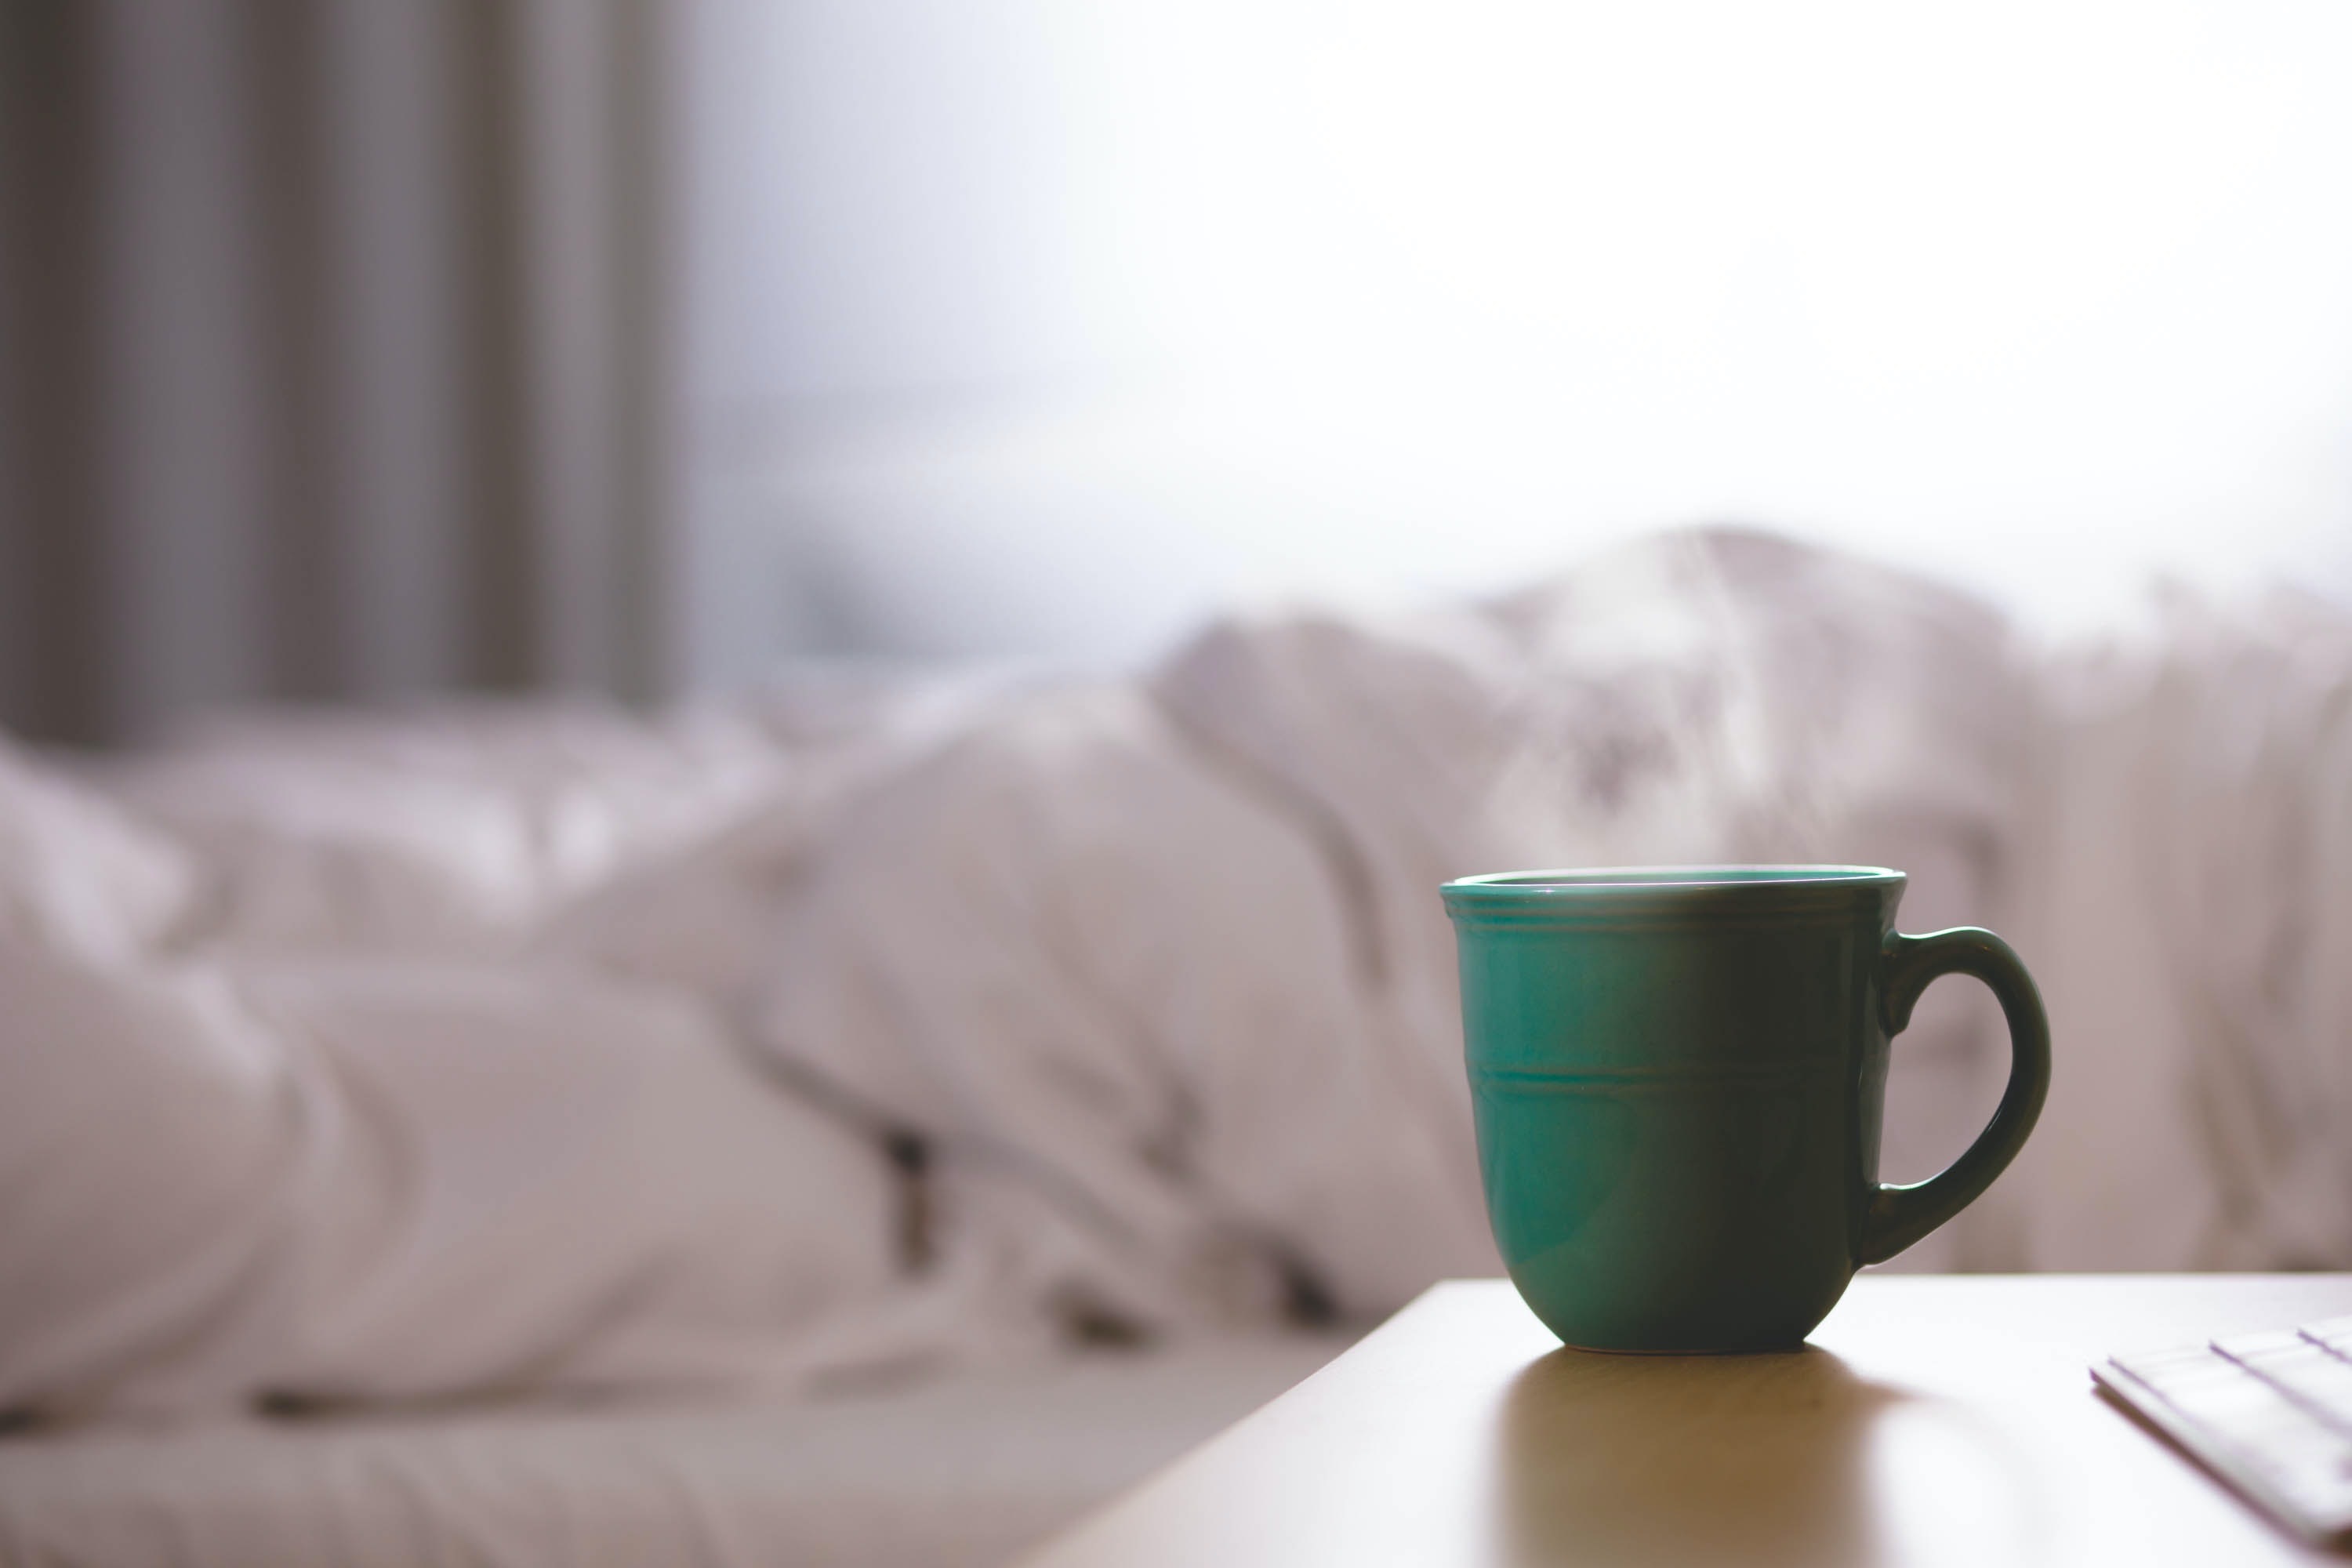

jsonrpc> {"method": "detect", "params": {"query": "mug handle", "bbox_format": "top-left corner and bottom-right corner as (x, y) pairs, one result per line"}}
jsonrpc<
(1857, 927), (2052, 1266)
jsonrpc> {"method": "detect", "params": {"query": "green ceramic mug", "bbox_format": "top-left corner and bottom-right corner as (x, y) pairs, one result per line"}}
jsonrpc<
(1440, 866), (2049, 1352)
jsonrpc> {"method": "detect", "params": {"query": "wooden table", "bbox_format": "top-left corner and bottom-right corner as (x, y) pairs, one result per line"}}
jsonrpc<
(1022, 1275), (2352, 1567)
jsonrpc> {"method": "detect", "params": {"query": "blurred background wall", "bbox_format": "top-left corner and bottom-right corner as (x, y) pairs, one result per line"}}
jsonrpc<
(5, 0), (2352, 742)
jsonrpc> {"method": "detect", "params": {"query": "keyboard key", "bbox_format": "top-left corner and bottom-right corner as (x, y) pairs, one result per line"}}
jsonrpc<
(2299, 1314), (2352, 1359)
(2216, 1330), (2352, 1440)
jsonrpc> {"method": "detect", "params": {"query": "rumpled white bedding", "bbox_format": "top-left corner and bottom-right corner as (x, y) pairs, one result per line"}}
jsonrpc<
(1984, 586), (2352, 1271)
(2, 529), (2347, 1428)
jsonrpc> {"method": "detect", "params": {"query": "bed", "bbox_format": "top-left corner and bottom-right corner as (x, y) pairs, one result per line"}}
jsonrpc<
(2, 528), (2347, 1566)
(0, 1333), (1345, 1567)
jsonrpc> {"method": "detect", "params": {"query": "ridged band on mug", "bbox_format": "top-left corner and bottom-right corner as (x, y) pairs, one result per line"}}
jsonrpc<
(1470, 1059), (1846, 1096)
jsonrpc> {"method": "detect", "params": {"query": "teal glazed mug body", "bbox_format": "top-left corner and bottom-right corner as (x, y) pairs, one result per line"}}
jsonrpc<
(1441, 866), (2049, 1353)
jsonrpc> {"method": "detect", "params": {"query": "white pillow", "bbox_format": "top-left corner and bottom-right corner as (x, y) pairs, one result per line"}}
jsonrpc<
(0, 738), (194, 964)
(104, 703), (787, 956)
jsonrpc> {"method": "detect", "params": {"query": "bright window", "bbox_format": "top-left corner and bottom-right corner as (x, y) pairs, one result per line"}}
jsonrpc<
(686, 0), (2352, 671)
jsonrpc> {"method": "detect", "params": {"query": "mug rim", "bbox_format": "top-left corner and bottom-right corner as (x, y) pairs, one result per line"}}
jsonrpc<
(1445, 864), (1903, 895)
(1442, 865), (1906, 924)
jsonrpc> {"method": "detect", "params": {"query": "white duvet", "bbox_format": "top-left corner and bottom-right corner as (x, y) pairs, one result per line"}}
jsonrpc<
(2, 530), (2347, 1422)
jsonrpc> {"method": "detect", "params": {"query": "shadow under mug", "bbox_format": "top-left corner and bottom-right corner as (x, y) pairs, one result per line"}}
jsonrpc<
(1441, 866), (2049, 1353)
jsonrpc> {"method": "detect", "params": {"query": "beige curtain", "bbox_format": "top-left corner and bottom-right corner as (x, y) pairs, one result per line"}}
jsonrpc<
(0, 0), (673, 746)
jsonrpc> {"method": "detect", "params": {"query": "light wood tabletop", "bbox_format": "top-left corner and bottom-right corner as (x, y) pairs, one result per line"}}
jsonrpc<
(1022, 1274), (2352, 1567)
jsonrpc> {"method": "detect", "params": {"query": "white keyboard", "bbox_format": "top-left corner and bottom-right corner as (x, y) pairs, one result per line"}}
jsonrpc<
(2094, 1313), (2352, 1544)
